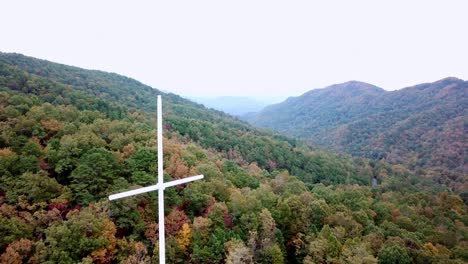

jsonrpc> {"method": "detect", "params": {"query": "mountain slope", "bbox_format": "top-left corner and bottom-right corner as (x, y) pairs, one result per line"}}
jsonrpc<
(0, 53), (363, 185)
(245, 79), (467, 174)
(0, 52), (467, 263)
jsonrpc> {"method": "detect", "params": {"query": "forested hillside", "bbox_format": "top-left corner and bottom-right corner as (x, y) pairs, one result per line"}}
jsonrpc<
(0, 53), (467, 263)
(245, 80), (467, 176)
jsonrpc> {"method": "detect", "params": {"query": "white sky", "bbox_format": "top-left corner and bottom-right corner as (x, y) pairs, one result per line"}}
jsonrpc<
(1, 0), (467, 97)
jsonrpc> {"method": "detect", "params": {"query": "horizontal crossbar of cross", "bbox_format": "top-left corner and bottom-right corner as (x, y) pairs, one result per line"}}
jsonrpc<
(109, 174), (204, 200)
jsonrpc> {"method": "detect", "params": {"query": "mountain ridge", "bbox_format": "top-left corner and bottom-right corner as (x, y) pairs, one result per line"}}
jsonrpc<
(245, 78), (467, 174)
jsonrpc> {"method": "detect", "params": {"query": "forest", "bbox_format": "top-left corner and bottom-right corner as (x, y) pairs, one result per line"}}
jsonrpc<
(0, 53), (467, 263)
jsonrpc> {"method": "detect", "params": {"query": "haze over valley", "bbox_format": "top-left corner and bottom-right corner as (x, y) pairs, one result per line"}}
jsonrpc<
(187, 96), (286, 116)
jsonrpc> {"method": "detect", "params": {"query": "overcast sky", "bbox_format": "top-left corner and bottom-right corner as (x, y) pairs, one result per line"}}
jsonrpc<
(1, 0), (467, 97)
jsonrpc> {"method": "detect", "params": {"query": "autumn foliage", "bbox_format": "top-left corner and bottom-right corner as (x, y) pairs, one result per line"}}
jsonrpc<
(0, 53), (466, 263)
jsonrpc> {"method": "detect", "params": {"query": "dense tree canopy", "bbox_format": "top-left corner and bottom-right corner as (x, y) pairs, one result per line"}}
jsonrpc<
(0, 53), (466, 263)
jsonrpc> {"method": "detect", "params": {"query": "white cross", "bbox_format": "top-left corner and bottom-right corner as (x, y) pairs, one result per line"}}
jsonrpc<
(109, 95), (203, 264)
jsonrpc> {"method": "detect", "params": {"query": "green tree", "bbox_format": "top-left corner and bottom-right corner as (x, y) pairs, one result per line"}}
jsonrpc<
(0, 217), (33, 249)
(35, 205), (117, 263)
(4, 171), (66, 204)
(126, 148), (157, 173)
(378, 243), (412, 264)
(70, 148), (120, 205)
(21, 140), (42, 156)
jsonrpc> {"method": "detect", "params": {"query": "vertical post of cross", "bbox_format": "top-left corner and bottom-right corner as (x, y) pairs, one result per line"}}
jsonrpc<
(157, 95), (165, 264)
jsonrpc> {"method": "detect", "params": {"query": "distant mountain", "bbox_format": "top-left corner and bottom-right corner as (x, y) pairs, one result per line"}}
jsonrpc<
(188, 96), (283, 116)
(245, 79), (468, 174)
